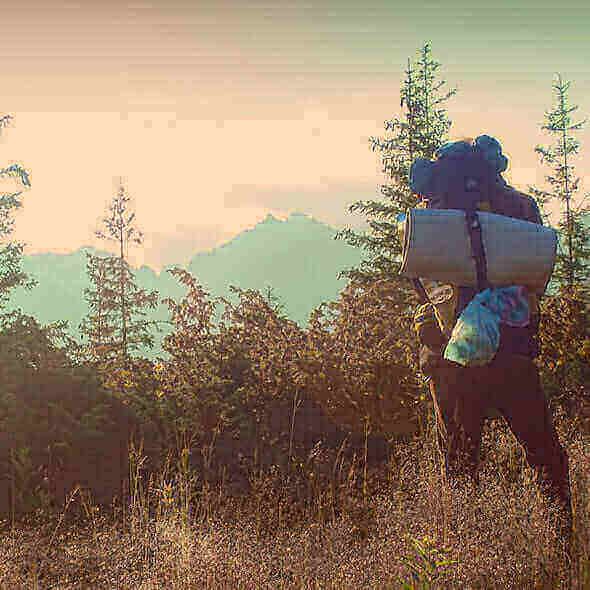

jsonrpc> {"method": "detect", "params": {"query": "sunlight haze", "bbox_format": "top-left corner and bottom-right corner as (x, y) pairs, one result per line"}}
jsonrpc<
(2, 0), (588, 273)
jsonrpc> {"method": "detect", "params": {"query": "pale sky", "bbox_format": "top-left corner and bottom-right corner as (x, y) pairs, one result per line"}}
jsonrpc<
(1, 0), (589, 274)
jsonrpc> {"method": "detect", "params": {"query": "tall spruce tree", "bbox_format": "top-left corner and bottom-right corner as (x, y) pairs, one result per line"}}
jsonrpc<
(79, 179), (161, 369)
(334, 42), (456, 296)
(528, 74), (590, 291)
(78, 253), (121, 367)
(0, 114), (37, 308)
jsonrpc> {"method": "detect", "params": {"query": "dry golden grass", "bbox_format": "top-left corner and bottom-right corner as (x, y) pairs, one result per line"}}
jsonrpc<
(0, 408), (587, 589)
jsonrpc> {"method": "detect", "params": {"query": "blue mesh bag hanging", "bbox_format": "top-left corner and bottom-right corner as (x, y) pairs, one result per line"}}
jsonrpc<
(443, 285), (530, 366)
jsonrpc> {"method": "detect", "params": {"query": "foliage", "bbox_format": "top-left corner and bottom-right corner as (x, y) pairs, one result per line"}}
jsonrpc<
(156, 268), (309, 459)
(0, 308), (74, 374)
(77, 252), (163, 467)
(397, 535), (458, 589)
(321, 41), (456, 439)
(92, 268), (288, 473)
(0, 113), (37, 309)
(79, 179), (164, 383)
(303, 279), (425, 442)
(216, 283), (309, 454)
(536, 285), (590, 419)
(138, 268), (235, 455)
(94, 266), (416, 488)
(0, 309), (139, 517)
(334, 41), (456, 288)
(528, 73), (590, 291)
(92, 354), (172, 474)
(78, 253), (121, 366)
(79, 253), (161, 369)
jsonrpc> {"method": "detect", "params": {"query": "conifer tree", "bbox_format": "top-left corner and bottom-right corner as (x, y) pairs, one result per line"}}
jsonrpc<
(0, 114), (37, 308)
(78, 253), (121, 367)
(334, 42), (456, 294)
(528, 75), (590, 413)
(528, 74), (590, 291)
(79, 178), (161, 369)
(327, 42), (457, 434)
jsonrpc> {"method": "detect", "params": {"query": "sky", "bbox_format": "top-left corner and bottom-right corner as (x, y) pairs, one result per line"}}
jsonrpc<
(1, 0), (589, 274)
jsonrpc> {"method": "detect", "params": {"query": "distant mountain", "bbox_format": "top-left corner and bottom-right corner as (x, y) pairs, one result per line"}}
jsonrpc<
(3, 212), (367, 362)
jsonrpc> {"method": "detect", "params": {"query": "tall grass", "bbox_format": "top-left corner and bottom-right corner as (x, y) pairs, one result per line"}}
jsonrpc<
(0, 407), (586, 589)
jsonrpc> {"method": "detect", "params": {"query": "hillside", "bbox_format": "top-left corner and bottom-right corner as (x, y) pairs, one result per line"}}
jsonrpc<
(3, 212), (367, 361)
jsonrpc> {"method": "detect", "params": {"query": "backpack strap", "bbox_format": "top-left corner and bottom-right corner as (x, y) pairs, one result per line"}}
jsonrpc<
(464, 209), (490, 292)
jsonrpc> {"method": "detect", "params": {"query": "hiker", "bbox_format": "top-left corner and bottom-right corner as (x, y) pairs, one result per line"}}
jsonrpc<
(407, 135), (573, 549)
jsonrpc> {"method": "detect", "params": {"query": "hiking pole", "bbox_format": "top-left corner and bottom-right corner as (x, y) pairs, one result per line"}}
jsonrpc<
(411, 277), (429, 304)
(410, 277), (435, 390)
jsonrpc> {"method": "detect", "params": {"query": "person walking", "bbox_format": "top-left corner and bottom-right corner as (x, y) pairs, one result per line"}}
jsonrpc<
(408, 135), (573, 555)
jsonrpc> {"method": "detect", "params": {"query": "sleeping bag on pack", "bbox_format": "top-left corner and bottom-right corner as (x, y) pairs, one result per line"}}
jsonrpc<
(397, 208), (557, 295)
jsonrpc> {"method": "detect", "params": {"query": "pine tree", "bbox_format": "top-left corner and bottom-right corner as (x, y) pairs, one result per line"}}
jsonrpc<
(528, 74), (590, 291)
(334, 42), (456, 293)
(79, 178), (162, 370)
(78, 253), (121, 367)
(327, 42), (457, 436)
(0, 114), (37, 308)
(528, 75), (590, 413)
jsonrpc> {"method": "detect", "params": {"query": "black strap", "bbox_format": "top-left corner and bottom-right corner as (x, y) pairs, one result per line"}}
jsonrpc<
(465, 210), (490, 292)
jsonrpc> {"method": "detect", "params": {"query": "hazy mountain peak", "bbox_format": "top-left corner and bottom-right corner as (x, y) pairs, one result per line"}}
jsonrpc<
(260, 212), (281, 224)
(8, 211), (366, 362)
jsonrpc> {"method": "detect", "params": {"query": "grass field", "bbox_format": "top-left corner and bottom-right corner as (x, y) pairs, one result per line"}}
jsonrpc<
(0, 405), (587, 589)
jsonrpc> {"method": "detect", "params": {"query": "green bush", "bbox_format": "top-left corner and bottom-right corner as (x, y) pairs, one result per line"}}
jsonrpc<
(536, 285), (590, 426)
(0, 310), (141, 517)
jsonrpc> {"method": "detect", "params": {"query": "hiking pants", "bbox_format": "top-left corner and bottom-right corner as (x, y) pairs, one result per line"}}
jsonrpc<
(429, 356), (573, 543)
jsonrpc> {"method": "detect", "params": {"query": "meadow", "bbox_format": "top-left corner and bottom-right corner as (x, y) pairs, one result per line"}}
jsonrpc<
(0, 273), (587, 589)
(0, 399), (587, 590)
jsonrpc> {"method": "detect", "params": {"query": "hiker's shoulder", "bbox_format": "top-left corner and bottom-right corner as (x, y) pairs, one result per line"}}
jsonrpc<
(495, 180), (542, 223)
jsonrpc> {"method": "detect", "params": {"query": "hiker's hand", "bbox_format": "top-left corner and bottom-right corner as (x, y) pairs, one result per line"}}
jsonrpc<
(414, 303), (446, 352)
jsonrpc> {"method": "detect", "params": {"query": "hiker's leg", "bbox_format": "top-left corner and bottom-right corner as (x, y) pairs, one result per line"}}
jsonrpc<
(496, 359), (573, 544)
(430, 369), (485, 486)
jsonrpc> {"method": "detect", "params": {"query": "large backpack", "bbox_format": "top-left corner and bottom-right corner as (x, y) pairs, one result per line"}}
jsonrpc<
(409, 136), (543, 360)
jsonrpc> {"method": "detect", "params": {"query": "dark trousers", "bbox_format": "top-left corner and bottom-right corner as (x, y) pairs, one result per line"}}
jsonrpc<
(430, 356), (573, 548)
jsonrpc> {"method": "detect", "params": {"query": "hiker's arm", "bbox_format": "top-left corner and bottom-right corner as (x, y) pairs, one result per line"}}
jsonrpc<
(414, 302), (446, 352)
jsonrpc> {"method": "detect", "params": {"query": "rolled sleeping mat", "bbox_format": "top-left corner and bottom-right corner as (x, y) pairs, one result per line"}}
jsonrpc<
(398, 208), (557, 294)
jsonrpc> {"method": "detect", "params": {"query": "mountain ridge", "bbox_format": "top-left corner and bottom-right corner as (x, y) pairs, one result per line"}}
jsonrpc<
(4, 211), (367, 362)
